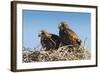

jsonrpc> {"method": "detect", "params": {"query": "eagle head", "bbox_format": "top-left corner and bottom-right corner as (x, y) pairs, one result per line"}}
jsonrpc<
(38, 30), (51, 38)
(58, 21), (69, 31)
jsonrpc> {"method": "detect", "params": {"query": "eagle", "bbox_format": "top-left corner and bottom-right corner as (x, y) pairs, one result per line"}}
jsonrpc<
(38, 30), (62, 51)
(58, 21), (82, 48)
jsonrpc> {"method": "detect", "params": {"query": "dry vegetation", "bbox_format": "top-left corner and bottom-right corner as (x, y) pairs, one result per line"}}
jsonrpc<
(22, 46), (91, 63)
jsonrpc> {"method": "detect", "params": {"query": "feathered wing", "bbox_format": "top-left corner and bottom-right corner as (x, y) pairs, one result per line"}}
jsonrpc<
(64, 28), (81, 45)
(41, 37), (56, 50)
(66, 29), (80, 40)
(41, 40), (46, 49)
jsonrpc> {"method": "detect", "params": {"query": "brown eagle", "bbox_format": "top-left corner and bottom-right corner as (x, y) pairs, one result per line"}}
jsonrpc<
(38, 30), (62, 51)
(58, 22), (82, 48)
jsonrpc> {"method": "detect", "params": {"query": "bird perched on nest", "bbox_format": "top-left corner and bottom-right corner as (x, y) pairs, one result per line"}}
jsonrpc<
(38, 30), (62, 51)
(58, 21), (82, 48)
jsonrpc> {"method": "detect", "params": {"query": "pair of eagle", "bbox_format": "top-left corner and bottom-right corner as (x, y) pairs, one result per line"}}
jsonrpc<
(38, 22), (82, 51)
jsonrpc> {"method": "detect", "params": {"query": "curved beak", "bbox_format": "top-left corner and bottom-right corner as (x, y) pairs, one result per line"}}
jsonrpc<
(38, 32), (41, 37)
(38, 34), (40, 37)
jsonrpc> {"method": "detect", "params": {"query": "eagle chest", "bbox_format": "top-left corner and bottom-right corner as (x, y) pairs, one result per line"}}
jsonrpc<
(41, 38), (55, 49)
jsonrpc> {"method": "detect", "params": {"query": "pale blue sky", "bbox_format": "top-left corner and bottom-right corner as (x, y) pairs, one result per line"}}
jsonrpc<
(22, 10), (91, 49)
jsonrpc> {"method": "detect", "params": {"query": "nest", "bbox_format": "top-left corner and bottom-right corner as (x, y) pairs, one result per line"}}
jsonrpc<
(23, 46), (91, 63)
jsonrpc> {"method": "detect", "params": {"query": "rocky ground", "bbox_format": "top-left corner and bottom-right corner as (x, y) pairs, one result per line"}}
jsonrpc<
(22, 46), (91, 63)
